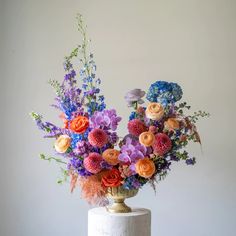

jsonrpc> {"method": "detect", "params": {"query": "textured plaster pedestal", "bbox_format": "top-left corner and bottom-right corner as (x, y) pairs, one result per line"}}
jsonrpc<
(88, 207), (151, 236)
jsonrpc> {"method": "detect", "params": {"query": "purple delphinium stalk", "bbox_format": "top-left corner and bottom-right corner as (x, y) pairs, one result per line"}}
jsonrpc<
(74, 141), (93, 157)
(30, 112), (64, 138)
(68, 158), (91, 177)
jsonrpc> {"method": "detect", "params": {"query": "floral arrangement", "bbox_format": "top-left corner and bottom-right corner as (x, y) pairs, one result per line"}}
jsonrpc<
(30, 15), (209, 205)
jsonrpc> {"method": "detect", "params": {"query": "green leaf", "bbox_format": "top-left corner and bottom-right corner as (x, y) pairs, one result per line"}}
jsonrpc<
(39, 153), (67, 165)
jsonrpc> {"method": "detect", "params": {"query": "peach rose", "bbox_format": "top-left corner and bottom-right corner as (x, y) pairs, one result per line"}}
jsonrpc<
(164, 118), (180, 130)
(70, 116), (89, 134)
(54, 135), (71, 153)
(135, 158), (156, 178)
(139, 131), (155, 147)
(102, 149), (120, 165)
(145, 103), (164, 121)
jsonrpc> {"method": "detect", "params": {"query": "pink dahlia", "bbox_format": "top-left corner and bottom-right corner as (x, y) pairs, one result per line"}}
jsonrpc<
(83, 152), (103, 174)
(152, 133), (172, 156)
(127, 119), (147, 137)
(88, 128), (108, 148)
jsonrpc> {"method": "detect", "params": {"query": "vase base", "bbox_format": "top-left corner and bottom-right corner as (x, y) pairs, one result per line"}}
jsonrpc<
(107, 202), (132, 213)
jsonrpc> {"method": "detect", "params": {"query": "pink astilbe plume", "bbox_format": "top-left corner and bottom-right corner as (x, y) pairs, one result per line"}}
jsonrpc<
(70, 173), (78, 193)
(78, 174), (109, 206)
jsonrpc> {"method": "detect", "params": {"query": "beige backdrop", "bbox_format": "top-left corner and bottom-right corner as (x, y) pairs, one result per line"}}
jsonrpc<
(1, 0), (236, 235)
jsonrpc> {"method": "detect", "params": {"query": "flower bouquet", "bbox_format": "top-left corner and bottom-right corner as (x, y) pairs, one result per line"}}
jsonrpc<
(30, 15), (209, 210)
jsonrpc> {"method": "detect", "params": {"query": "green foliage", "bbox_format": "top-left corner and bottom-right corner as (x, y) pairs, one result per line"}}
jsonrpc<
(57, 168), (70, 185)
(30, 111), (42, 121)
(175, 150), (189, 161)
(158, 170), (168, 181)
(189, 110), (210, 123)
(48, 79), (64, 98)
(39, 153), (67, 165)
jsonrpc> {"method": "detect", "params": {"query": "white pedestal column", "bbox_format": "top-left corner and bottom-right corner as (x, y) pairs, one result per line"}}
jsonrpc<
(88, 207), (151, 236)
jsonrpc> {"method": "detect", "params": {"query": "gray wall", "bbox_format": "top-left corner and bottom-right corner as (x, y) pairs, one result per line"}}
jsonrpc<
(1, 0), (236, 235)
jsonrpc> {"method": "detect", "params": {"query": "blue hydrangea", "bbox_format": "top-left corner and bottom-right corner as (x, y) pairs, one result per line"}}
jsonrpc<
(70, 130), (89, 149)
(146, 81), (183, 105)
(123, 175), (143, 190)
(170, 82), (183, 102)
(129, 111), (136, 121)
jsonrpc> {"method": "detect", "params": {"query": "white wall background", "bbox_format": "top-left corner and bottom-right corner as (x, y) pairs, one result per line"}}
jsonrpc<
(1, 0), (236, 235)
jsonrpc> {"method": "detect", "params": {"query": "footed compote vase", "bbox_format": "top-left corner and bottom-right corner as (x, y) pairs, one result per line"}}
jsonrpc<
(106, 186), (138, 213)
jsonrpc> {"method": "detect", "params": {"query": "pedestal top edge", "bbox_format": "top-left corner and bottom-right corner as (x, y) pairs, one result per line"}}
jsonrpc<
(88, 207), (151, 216)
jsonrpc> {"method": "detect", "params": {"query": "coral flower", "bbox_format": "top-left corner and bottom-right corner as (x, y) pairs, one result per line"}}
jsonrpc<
(54, 134), (71, 153)
(101, 168), (122, 187)
(149, 125), (158, 133)
(139, 131), (155, 147)
(88, 128), (108, 148)
(83, 152), (103, 174)
(145, 102), (164, 121)
(102, 149), (120, 165)
(135, 158), (156, 178)
(164, 118), (180, 131)
(70, 116), (89, 134)
(152, 133), (172, 156)
(59, 113), (69, 129)
(127, 119), (147, 137)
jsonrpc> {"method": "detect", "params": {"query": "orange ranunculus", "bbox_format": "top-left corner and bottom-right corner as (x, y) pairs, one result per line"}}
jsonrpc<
(145, 102), (164, 121)
(102, 149), (120, 166)
(101, 168), (122, 187)
(139, 131), (155, 147)
(135, 158), (156, 178)
(164, 118), (180, 131)
(70, 116), (89, 134)
(54, 135), (71, 153)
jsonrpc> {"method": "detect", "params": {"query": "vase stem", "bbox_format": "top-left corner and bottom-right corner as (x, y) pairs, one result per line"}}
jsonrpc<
(108, 198), (131, 213)
(106, 186), (138, 213)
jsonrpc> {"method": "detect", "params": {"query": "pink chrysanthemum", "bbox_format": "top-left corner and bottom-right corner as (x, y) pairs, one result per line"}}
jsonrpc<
(152, 133), (172, 156)
(88, 128), (108, 148)
(83, 152), (103, 174)
(127, 119), (147, 137)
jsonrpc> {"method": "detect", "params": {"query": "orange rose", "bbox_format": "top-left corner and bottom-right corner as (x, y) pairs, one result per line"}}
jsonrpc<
(164, 118), (180, 130)
(135, 158), (156, 178)
(101, 168), (122, 187)
(54, 135), (71, 153)
(145, 103), (164, 120)
(139, 131), (155, 147)
(70, 116), (89, 134)
(102, 149), (120, 165)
